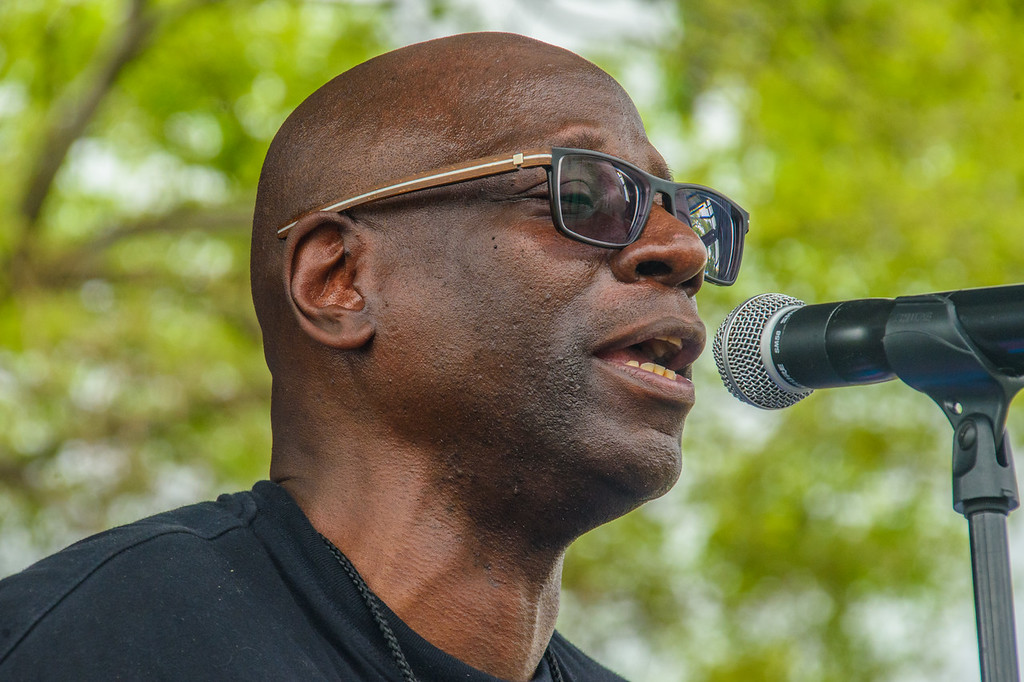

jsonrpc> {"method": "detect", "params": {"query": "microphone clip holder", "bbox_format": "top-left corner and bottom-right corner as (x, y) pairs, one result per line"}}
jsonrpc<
(883, 292), (1023, 682)
(884, 292), (1022, 515)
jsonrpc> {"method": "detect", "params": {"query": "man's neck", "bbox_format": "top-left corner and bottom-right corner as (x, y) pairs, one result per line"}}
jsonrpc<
(277, 469), (565, 682)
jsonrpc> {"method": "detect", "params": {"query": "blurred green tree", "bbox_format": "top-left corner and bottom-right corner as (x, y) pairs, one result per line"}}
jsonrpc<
(2, 1), (1022, 681)
(0, 0), (389, 566)
(558, 1), (1024, 681)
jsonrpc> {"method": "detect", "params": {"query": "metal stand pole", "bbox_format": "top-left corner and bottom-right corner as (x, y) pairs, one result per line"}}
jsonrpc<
(952, 417), (1019, 682)
(970, 510), (1019, 681)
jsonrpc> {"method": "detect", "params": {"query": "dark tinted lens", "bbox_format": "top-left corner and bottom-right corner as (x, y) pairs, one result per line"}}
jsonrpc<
(557, 155), (643, 245)
(676, 189), (740, 283)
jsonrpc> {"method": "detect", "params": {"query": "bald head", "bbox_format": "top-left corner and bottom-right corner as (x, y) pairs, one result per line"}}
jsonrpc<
(250, 33), (648, 372)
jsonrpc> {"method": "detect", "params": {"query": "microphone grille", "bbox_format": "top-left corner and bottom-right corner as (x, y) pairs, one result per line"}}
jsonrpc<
(713, 293), (812, 409)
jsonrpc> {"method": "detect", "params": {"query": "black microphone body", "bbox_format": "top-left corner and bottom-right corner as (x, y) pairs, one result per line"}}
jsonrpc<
(715, 283), (1024, 409)
(771, 297), (895, 389)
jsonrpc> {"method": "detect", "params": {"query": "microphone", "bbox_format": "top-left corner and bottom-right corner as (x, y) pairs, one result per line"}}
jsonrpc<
(713, 283), (1024, 409)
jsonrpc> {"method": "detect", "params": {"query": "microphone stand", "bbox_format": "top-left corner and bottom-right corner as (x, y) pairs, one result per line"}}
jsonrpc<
(884, 293), (1024, 682)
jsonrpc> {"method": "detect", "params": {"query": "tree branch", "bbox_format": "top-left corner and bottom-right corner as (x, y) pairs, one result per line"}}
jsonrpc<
(77, 205), (252, 257)
(33, 205), (254, 287)
(19, 0), (156, 228)
(6, 0), (158, 296)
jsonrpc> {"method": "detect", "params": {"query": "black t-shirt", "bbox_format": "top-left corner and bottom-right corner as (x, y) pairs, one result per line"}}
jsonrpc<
(0, 481), (627, 681)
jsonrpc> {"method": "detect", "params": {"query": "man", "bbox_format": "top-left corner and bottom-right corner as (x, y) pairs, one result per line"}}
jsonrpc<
(0, 32), (747, 680)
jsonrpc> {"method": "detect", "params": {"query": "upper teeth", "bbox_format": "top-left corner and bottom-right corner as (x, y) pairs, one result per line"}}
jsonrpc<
(643, 336), (683, 364)
(626, 360), (677, 380)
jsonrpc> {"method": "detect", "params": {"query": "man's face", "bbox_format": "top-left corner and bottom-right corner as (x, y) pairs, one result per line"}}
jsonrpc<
(359, 75), (707, 540)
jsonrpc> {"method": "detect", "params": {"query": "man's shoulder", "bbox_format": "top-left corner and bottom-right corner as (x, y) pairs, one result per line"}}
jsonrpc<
(0, 489), (263, 666)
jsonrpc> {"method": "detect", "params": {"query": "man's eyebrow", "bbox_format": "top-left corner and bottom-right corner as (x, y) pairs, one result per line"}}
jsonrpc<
(635, 157), (673, 182)
(547, 131), (673, 180)
(552, 130), (609, 150)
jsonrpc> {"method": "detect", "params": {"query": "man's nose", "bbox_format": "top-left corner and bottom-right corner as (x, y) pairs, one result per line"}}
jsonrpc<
(608, 205), (707, 295)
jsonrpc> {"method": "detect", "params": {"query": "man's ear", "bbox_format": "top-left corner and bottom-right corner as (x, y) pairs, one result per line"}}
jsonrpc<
(284, 211), (375, 349)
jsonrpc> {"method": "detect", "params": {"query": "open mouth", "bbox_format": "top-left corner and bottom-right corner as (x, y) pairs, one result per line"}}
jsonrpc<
(594, 333), (699, 382)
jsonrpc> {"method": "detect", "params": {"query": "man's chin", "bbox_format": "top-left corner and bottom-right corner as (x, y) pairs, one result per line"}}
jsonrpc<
(614, 440), (683, 503)
(574, 435), (684, 527)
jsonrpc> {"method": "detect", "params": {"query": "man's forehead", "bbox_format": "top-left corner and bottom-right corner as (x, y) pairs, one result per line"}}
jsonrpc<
(424, 72), (663, 177)
(369, 41), (649, 155)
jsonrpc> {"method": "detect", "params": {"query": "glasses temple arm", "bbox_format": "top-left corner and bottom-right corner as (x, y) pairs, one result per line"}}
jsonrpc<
(276, 149), (552, 237)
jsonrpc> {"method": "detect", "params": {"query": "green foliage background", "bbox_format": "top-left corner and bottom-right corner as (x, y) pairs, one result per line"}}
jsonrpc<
(1, 1), (1021, 680)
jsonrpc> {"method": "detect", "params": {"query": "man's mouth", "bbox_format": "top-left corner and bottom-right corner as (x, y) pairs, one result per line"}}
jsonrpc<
(621, 336), (685, 380)
(594, 330), (702, 385)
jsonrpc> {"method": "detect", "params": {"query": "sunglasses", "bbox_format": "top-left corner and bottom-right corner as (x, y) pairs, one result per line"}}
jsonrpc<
(276, 147), (749, 285)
